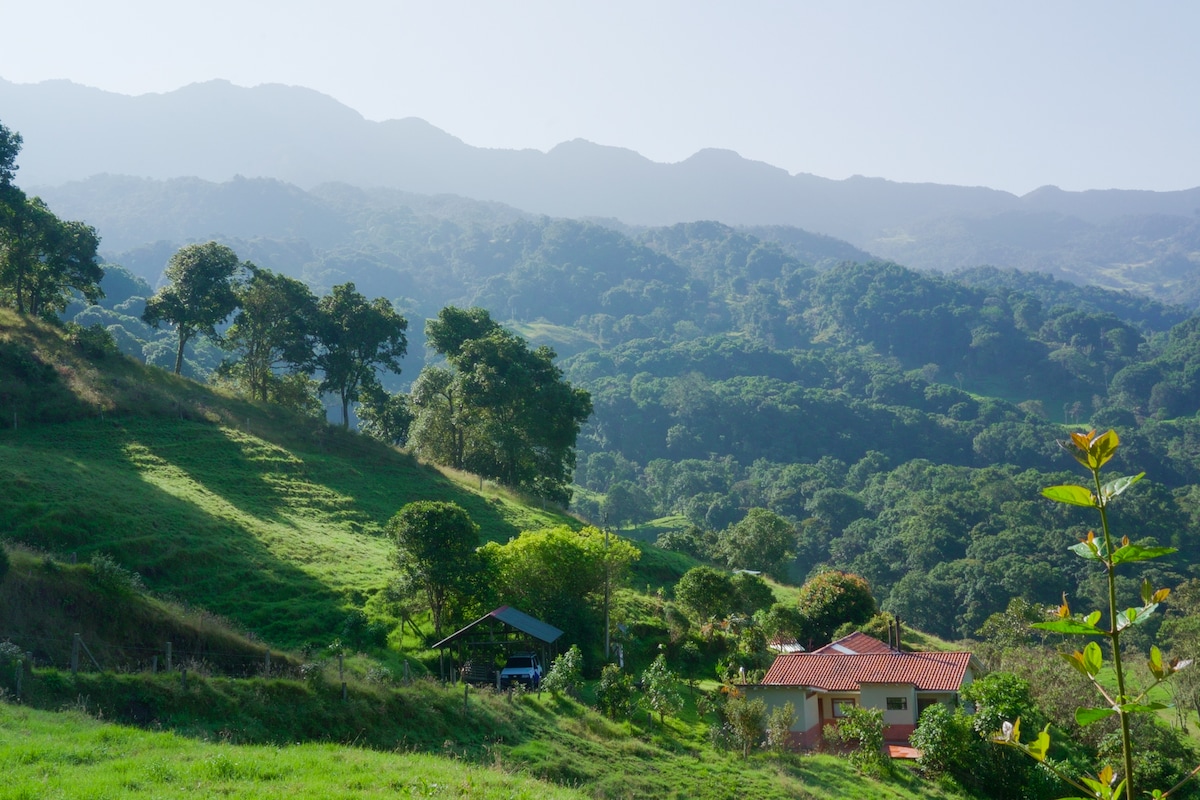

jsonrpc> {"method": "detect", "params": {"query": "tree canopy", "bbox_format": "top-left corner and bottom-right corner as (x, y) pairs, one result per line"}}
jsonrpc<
(311, 282), (408, 427)
(413, 306), (592, 502)
(388, 501), (480, 638)
(0, 122), (103, 319)
(142, 242), (243, 374)
(220, 265), (318, 402)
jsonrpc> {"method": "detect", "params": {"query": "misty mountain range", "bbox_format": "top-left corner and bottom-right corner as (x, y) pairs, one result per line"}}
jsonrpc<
(3, 77), (1200, 306)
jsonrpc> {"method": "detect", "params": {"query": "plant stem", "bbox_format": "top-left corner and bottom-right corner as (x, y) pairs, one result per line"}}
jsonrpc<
(1094, 464), (1135, 800)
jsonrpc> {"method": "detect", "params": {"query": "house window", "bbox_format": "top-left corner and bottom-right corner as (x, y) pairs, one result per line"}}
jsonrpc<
(886, 697), (908, 711)
(832, 699), (856, 717)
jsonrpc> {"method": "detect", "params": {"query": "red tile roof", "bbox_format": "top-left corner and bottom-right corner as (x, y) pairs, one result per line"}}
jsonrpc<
(812, 631), (896, 655)
(761, 650), (974, 692)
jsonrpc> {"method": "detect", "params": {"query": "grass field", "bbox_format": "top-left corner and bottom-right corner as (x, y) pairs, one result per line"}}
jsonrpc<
(0, 702), (586, 800)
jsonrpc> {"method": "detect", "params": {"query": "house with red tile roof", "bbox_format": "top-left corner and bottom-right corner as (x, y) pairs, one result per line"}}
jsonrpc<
(745, 632), (981, 749)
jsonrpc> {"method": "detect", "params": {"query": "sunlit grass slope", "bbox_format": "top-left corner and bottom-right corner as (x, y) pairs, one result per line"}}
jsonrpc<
(0, 689), (968, 800)
(0, 311), (571, 646)
(0, 703), (586, 800)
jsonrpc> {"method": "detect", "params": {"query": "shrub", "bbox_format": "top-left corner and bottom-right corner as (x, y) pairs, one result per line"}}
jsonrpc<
(641, 653), (683, 724)
(89, 552), (145, 596)
(66, 322), (118, 360)
(542, 644), (583, 697)
(910, 702), (975, 777)
(837, 706), (890, 776)
(595, 664), (635, 720)
(722, 693), (768, 758)
(766, 701), (797, 753)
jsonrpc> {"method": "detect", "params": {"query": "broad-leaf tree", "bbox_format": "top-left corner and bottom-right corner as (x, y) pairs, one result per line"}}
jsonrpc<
(0, 121), (20, 187)
(478, 525), (638, 646)
(413, 305), (592, 501)
(311, 282), (407, 427)
(357, 384), (414, 446)
(717, 508), (796, 581)
(388, 501), (480, 638)
(0, 123), (102, 318)
(142, 242), (243, 374)
(795, 569), (876, 646)
(220, 265), (318, 402)
(0, 196), (102, 318)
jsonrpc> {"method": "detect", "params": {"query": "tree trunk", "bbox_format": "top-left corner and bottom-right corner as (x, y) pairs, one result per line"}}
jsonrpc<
(174, 330), (188, 375)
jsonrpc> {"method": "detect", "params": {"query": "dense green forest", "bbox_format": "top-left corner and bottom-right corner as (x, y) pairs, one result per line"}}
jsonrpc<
(42, 167), (1200, 643)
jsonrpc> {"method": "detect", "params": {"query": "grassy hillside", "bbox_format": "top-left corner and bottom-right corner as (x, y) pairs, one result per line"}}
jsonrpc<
(0, 311), (978, 800)
(0, 677), (969, 800)
(0, 703), (587, 800)
(0, 310), (575, 647)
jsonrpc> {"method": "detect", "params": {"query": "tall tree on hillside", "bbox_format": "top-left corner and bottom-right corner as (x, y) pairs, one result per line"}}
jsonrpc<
(388, 501), (480, 638)
(408, 366), (469, 467)
(0, 122), (20, 190)
(220, 265), (319, 402)
(0, 122), (103, 318)
(311, 282), (407, 427)
(412, 305), (592, 502)
(0, 197), (103, 318)
(142, 242), (243, 374)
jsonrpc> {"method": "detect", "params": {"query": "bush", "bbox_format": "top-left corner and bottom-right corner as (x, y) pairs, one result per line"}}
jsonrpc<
(542, 644), (583, 697)
(837, 706), (890, 776)
(88, 552), (145, 596)
(595, 664), (635, 719)
(66, 322), (118, 360)
(766, 701), (797, 753)
(723, 694), (768, 758)
(910, 702), (975, 777)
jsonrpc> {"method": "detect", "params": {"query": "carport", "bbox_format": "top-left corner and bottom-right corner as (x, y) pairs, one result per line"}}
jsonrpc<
(432, 605), (564, 685)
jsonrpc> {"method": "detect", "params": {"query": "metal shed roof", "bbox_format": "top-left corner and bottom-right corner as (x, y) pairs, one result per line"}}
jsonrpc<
(432, 605), (564, 649)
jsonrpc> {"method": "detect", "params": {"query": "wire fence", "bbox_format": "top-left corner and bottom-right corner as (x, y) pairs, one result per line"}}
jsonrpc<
(0, 629), (294, 682)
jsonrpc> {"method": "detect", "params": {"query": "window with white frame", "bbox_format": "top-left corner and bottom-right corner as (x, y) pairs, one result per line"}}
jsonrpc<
(886, 696), (908, 711)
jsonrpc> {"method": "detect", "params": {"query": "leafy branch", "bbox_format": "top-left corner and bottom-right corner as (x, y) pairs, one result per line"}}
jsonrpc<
(991, 430), (1195, 800)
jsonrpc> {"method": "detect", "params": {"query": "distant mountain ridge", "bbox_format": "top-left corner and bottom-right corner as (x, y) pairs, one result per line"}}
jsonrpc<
(5, 78), (1199, 235)
(4, 77), (1200, 306)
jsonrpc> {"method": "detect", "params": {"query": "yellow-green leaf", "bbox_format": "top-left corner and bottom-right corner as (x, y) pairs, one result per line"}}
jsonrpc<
(1076, 706), (1117, 726)
(1042, 485), (1096, 507)
(1082, 641), (1103, 676)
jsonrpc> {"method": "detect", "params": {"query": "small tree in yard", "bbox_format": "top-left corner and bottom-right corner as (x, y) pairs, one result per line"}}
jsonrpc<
(596, 664), (635, 720)
(642, 652), (683, 725)
(837, 706), (890, 777)
(542, 644), (583, 698)
(723, 693), (768, 758)
(766, 701), (798, 754)
(992, 430), (1197, 800)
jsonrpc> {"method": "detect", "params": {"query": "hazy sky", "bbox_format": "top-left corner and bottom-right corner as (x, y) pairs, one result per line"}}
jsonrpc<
(3, 1), (1197, 195)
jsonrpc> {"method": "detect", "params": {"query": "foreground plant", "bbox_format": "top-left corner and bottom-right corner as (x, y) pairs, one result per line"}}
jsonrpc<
(995, 430), (1196, 800)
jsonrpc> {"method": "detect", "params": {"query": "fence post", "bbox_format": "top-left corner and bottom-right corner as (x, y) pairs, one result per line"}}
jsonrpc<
(14, 660), (21, 699)
(339, 651), (346, 701)
(151, 655), (158, 674)
(181, 668), (187, 690)
(71, 633), (80, 676)
(166, 641), (172, 672)
(264, 650), (270, 676)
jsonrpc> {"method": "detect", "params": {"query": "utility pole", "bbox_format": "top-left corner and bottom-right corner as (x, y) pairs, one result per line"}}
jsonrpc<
(603, 513), (611, 661)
